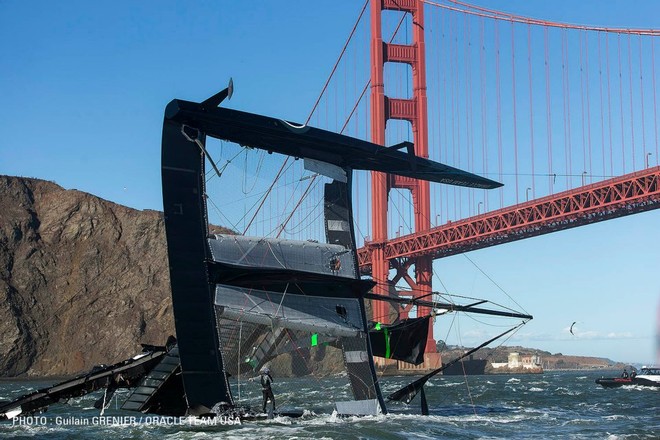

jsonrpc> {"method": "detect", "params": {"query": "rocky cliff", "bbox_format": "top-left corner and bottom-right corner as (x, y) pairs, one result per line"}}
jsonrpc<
(0, 175), (344, 379)
(0, 175), (178, 377)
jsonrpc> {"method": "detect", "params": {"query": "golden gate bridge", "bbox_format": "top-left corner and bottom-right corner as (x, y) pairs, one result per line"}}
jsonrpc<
(210, 0), (660, 368)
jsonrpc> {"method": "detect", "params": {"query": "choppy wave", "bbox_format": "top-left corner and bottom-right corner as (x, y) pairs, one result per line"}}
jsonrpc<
(1, 371), (657, 439)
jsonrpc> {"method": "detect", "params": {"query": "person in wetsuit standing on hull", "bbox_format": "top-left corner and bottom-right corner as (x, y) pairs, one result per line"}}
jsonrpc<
(260, 367), (275, 413)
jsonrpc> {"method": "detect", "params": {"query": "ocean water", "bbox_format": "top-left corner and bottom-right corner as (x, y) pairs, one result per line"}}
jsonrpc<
(1, 371), (658, 439)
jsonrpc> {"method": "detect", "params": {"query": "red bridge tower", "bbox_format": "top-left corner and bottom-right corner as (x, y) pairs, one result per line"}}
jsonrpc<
(369, 0), (439, 367)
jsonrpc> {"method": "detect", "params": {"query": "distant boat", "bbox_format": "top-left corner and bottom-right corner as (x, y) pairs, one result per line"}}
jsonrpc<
(596, 366), (660, 388)
(442, 357), (488, 375)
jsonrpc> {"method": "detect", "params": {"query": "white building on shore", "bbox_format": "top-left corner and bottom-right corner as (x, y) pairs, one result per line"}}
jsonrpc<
(491, 352), (542, 370)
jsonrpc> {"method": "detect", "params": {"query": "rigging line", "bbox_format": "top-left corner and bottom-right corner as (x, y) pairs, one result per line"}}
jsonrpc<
(241, 149), (265, 195)
(432, 269), (456, 307)
(459, 311), (523, 328)
(278, 197), (325, 236)
(307, 0), (368, 124)
(340, 81), (370, 138)
(275, 166), (308, 237)
(371, 282), (528, 318)
(390, 187), (414, 234)
(280, 10), (408, 235)
(420, 316), (457, 393)
(264, 240), (287, 269)
(205, 141), (229, 181)
(428, 0), (660, 36)
(273, 283), (289, 325)
(387, 321), (527, 403)
(206, 195), (242, 234)
(181, 126), (224, 179)
(461, 253), (529, 316)
(214, 169), (298, 209)
(435, 290), (524, 315)
(237, 322), (242, 402)
(242, 158), (290, 234)
(453, 316), (477, 416)
(237, 16), (350, 236)
(204, 144), (246, 184)
(275, 175), (317, 239)
(457, 296), (527, 317)
(353, 200), (370, 241)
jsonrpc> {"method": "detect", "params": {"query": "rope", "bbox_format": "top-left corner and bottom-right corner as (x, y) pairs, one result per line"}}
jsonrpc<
(425, 0), (660, 36)
(461, 253), (530, 316)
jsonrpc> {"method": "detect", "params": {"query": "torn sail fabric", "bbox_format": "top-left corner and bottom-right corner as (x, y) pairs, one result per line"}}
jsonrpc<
(369, 316), (430, 365)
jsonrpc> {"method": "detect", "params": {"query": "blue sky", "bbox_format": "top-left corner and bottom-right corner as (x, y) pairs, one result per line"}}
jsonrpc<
(1, 1), (658, 364)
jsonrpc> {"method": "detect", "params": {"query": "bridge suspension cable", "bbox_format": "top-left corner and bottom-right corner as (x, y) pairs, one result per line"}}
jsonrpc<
(423, 0), (660, 35)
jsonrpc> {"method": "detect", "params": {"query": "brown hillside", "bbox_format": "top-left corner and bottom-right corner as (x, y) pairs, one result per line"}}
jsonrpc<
(0, 175), (232, 377)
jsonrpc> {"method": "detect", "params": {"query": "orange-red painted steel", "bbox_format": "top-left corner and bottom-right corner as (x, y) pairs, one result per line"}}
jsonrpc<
(359, 166), (660, 274)
(370, 0), (435, 352)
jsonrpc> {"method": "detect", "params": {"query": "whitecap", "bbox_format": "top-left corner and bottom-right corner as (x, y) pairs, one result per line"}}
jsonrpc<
(603, 414), (628, 421)
(438, 382), (462, 388)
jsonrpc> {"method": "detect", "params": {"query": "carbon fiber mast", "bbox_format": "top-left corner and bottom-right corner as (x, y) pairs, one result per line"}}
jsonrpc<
(161, 81), (502, 416)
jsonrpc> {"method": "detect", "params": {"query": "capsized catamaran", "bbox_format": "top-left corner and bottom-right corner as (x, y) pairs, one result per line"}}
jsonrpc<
(159, 80), (531, 417)
(0, 81), (532, 421)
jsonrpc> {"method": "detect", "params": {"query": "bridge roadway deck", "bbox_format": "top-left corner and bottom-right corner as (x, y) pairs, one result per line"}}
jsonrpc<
(358, 166), (660, 274)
